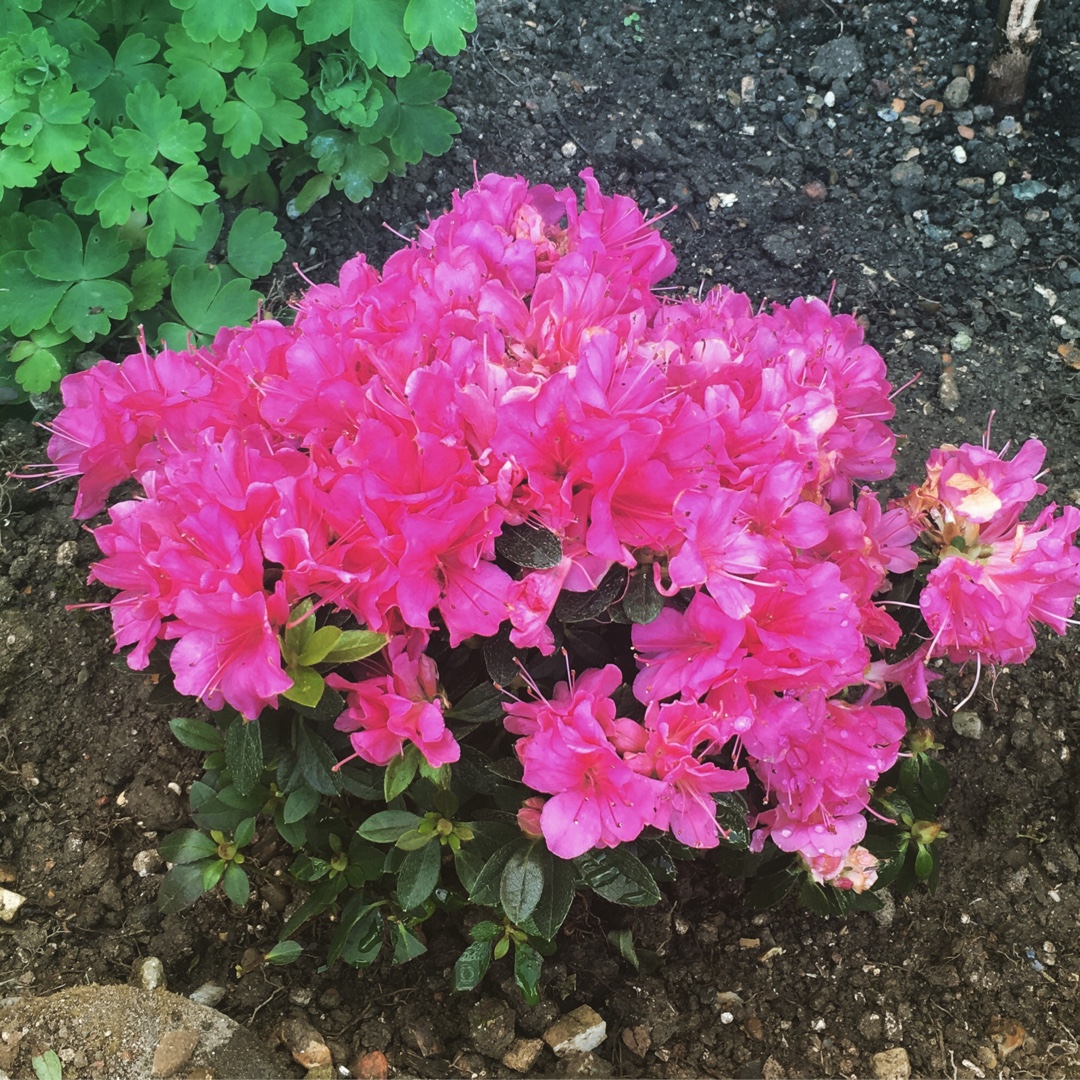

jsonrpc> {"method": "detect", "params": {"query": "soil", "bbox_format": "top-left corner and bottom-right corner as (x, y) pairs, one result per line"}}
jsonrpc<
(4, 1), (1080, 1077)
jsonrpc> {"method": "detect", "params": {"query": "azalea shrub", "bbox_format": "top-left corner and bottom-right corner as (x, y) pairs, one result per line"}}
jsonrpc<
(28, 170), (1080, 994)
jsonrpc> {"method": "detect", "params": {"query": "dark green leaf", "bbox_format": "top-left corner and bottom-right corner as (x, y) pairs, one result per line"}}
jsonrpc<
(327, 892), (382, 966)
(469, 920), (503, 943)
(744, 863), (799, 911)
(914, 843), (934, 881)
(280, 875), (346, 939)
(798, 877), (848, 917)
(233, 816), (256, 848)
(623, 566), (664, 624)
(714, 791), (750, 849)
(607, 927), (639, 969)
(521, 853), (575, 940)
(357, 810), (424, 844)
(160, 829), (218, 864)
(284, 785), (320, 824)
(445, 681), (505, 724)
(554, 565), (628, 623)
(453, 939), (493, 992)
(574, 847), (661, 906)
(920, 756), (951, 806)
(158, 862), (209, 913)
(469, 841), (522, 907)
(495, 522), (563, 569)
(500, 843), (545, 925)
(222, 863), (250, 906)
(169, 716), (224, 751)
(264, 939), (302, 965)
(290, 853), (331, 882)
(384, 748), (419, 802)
(392, 922), (428, 964)
(454, 846), (486, 894)
(296, 721), (343, 796)
(225, 716), (263, 797)
(513, 940), (543, 1005)
(397, 838), (442, 910)
(482, 624), (521, 685)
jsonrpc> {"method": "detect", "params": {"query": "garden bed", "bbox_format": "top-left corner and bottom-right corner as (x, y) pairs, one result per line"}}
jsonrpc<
(3, 1), (1080, 1077)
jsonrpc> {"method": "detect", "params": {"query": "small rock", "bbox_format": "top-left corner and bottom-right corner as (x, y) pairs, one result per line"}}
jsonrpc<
(151, 1028), (199, 1078)
(560, 140), (577, 158)
(281, 1017), (332, 1070)
(133, 849), (163, 877)
(889, 161), (925, 188)
(809, 36), (865, 85)
(952, 711), (983, 740)
(952, 146), (968, 164)
(872, 1047), (911, 1080)
(79, 847), (114, 891)
(303, 1067), (336, 1080)
(502, 1038), (545, 1073)
(556, 1050), (614, 1078)
(950, 331), (973, 353)
(943, 76), (971, 109)
(188, 984), (227, 1008)
(132, 956), (166, 991)
(0, 888), (26, 924)
(544, 1006), (608, 1056)
(468, 998), (516, 1058)
(621, 1026), (650, 1058)
(763, 1057), (787, 1079)
(957, 124), (975, 140)
(352, 1050), (389, 1080)
(956, 177), (986, 195)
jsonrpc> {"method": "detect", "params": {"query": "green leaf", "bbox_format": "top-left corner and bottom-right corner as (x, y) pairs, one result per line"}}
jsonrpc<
(607, 927), (640, 970)
(321, 629), (388, 665)
(112, 84), (206, 166)
(129, 257), (170, 311)
(7, 338), (63, 392)
(522, 853), (575, 940)
(25, 214), (128, 282)
(170, 716), (225, 752)
(574, 847), (662, 907)
(919, 755), (951, 806)
(166, 202), (224, 272)
(295, 721), (343, 796)
(392, 922), (427, 964)
(238, 26), (307, 101)
(329, 896), (383, 967)
(452, 938), (493, 992)
(52, 278), (132, 342)
(280, 874), (346, 939)
(31, 1049), (63, 1080)
(225, 715), (263, 797)
(283, 785), (320, 824)
(914, 843), (934, 881)
(160, 828), (219, 864)
(158, 862), (210, 913)
(744, 863), (799, 911)
(357, 810), (424, 844)
(145, 162), (217, 257)
(383, 748), (419, 802)
(298, 0), (412, 76)
(513, 940), (542, 1004)
(388, 66), (459, 164)
(201, 858), (226, 890)
(213, 72), (305, 157)
(264, 939), (302, 965)
(500, 843), (545, 925)
(309, 128), (389, 202)
(0, 251), (64, 334)
(222, 862), (250, 906)
(24, 77), (92, 172)
(226, 206), (285, 279)
(164, 24), (243, 112)
(90, 34), (169, 127)
(623, 566), (664, 624)
(445, 681), (504, 724)
(234, 816), (256, 848)
(0, 144), (41, 195)
(554, 565), (628, 623)
(172, 0), (266, 43)
(469, 840), (521, 907)
(295, 625), (343, 666)
(469, 920), (502, 943)
(169, 264), (260, 336)
(495, 522), (563, 570)
(404, 0), (475, 54)
(283, 665), (325, 707)
(397, 837), (441, 910)
(799, 877), (848, 917)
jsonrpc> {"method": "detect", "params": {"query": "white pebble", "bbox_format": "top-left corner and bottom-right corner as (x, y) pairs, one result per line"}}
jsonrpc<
(952, 145), (968, 164)
(561, 140), (578, 158)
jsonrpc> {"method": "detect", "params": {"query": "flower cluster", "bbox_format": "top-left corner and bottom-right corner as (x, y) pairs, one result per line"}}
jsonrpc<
(36, 170), (1080, 877)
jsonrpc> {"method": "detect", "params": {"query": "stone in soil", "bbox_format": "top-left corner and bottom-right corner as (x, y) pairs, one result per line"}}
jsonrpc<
(872, 1047), (912, 1080)
(502, 1038), (545, 1073)
(544, 1006), (607, 1056)
(151, 1028), (199, 1079)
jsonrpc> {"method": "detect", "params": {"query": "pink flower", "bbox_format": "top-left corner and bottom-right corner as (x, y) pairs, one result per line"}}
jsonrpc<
(632, 591), (745, 703)
(517, 796), (546, 839)
(804, 844), (879, 891)
(329, 633), (459, 769)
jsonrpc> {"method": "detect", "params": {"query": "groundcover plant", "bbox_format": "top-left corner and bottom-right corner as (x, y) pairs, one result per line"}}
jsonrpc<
(25, 170), (1080, 996)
